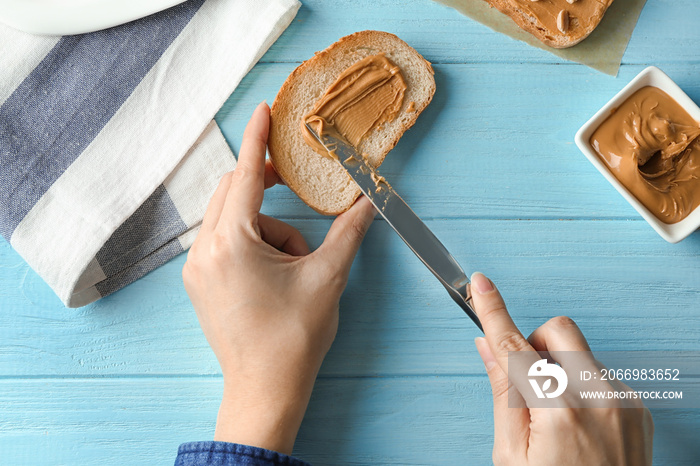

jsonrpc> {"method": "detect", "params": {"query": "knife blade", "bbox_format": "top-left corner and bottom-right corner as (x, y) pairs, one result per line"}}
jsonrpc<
(304, 123), (482, 331)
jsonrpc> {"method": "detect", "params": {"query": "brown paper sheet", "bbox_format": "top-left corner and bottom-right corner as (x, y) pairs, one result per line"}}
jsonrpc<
(434, 0), (648, 76)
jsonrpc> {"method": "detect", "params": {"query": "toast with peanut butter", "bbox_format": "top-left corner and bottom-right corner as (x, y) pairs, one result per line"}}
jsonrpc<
(484, 0), (615, 48)
(269, 30), (435, 215)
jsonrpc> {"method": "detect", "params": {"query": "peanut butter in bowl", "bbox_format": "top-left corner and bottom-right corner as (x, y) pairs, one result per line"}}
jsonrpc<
(575, 66), (700, 243)
(590, 86), (700, 225)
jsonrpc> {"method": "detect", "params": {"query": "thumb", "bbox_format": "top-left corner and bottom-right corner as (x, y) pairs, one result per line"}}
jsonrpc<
(314, 195), (376, 278)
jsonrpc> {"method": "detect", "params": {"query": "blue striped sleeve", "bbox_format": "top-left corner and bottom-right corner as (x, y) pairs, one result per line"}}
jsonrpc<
(175, 442), (311, 466)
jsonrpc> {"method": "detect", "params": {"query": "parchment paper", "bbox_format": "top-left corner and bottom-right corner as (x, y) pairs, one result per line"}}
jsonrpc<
(434, 0), (648, 76)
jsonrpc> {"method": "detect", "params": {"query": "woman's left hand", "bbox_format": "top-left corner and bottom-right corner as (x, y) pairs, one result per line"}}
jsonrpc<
(183, 102), (376, 455)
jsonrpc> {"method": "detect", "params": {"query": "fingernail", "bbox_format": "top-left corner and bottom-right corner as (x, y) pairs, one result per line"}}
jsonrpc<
(470, 272), (494, 294)
(474, 337), (497, 371)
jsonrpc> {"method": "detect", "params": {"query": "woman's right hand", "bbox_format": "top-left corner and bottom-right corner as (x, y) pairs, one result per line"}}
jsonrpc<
(470, 272), (654, 466)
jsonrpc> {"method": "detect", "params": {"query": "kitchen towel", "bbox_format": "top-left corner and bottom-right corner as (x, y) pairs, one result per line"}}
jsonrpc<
(0, 0), (300, 307)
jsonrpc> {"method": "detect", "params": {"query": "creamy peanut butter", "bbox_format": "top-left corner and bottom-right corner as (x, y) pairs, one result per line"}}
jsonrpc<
(514, 0), (608, 38)
(302, 53), (406, 157)
(590, 86), (700, 224)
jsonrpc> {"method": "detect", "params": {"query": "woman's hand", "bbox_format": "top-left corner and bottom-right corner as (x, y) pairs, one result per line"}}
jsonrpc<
(182, 102), (376, 455)
(470, 272), (654, 465)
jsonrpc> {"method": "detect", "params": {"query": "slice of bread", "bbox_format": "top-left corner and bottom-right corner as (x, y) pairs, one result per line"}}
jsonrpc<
(484, 0), (615, 49)
(268, 30), (435, 215)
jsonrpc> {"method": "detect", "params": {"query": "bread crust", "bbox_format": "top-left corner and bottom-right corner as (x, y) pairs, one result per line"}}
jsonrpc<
(484, 0), (615, 49)
(269, 30), (435, 215)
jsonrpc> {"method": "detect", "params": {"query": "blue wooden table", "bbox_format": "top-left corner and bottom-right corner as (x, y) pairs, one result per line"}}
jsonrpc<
(2, 0), (700, 464)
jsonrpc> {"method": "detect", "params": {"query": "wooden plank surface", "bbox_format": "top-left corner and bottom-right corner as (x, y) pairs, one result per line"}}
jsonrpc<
(217, 62), (700, 221)
(1, 0), (700, 464)
(2, 220), (699, 377)
(0, 378), (698, 465)
(258, 0), (700, 66)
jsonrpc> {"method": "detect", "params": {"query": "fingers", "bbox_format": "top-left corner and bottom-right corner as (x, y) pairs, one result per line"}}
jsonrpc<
(528, 316), (591, 353)
(470, 272), (541, 401)
(265, 159), (283, 189)
(475, 337), (530, 456)
(527, 316), (600, 388)
(257, 214), (311, 257)
(314, 195), (376, 279)
(470, 272), (537, 364)
(199, 154), (279, 239)
(200, 172), (233, 236)
(219, 102), (270, 228)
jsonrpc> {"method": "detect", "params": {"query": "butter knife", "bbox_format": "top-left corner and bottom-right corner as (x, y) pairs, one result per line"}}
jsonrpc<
(304, 123), (482, 331)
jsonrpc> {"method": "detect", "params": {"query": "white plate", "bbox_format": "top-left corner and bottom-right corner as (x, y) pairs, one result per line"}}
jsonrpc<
(575, 66), (700, 243)
(0, 0), (187, 35)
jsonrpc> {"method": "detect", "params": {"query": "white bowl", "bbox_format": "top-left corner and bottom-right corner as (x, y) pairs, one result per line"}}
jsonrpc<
(575, 66), (700, 244)
(0, 0), (186, 35)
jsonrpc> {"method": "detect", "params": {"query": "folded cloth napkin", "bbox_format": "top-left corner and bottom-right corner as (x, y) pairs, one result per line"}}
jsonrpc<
(0, 0), (300, 307)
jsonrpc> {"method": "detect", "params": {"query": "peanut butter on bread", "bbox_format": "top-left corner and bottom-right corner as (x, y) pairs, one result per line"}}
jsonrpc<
(483, 0), (615, 49)
(302, 54), (407, 159)
(269, 31), (435, 215)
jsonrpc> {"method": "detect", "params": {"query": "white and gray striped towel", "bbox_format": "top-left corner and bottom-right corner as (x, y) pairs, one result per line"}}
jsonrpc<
(0, 0), (300, 307)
